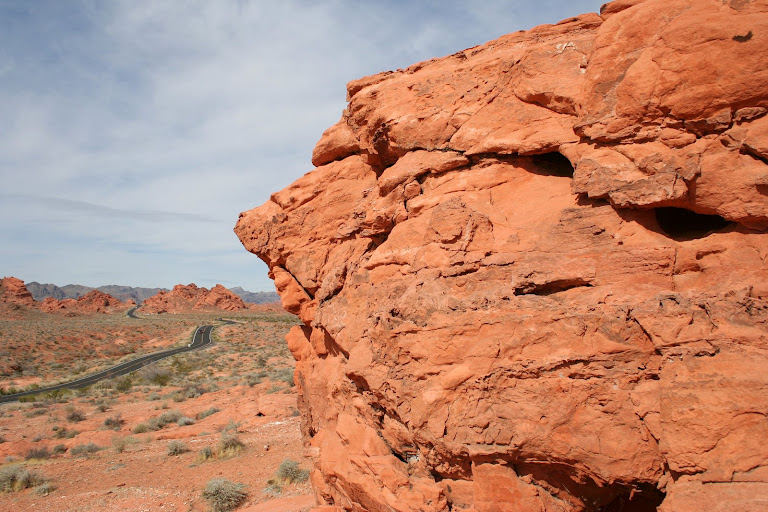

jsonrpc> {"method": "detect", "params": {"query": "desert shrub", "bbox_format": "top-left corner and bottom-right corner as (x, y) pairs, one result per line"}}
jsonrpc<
(269, 368), (295, 387)
(275, 459), (310, 484)
(95, 402), (110, 413)
(25, 447), (51, 460)
(140, 364), (172, 386)
(222, 419), (240, 433)
(24, 408), (47, 418)
(157, 410), (182, 425)
(202, 478), (247, 512)
(34, 481), (56, 496)
(94, 379), (114, 390)
(52, 444), (67, 455)
(0, 465), (48, 493)
(66, 409), (85, 423)
(112, 436), (135, 453)
(53, 426), (78, 439)
(167, 440), (188, 456)
(148, 392), (160, 401)
(196, 446), (214, 463)
(115, 376), (133, 393)
(196, 407), (220, 420)
(103, 414), (124, 430)
(216, 434), (245, 459)
(132, 423), (149, 434)
(0, 436), (5, 444)
(70, 442), (101, 457)
(177, 416), (195, 427)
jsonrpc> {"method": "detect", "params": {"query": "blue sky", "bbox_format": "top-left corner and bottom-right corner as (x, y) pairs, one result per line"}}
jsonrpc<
(0, 0), (601, 291)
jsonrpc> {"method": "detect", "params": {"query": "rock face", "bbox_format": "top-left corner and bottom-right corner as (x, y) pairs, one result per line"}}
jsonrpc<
(235, 1), (768, 511)
(141, 283), (246, 314)
(0, 276), (35, 308)
(39, 289), (131, 315)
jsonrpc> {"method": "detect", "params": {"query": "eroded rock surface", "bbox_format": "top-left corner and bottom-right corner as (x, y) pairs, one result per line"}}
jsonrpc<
(141, 283), (246, 314)
(39, 289), (132, 315)
(235, 0), (768, 510)
(0, 276), (35, 308)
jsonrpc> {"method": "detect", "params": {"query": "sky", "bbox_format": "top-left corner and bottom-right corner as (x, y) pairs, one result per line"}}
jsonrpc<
(0, 0), (602, 292)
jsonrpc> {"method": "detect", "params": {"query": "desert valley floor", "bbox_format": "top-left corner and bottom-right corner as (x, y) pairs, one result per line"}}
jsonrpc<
(0, 306), (313, 511)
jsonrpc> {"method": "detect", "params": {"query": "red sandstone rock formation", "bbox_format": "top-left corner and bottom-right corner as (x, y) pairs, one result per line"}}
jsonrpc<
(0, 276), (35, 308)
(39, 289), (132, 315)
(141, 283), (246, 314)
(235, 1), (768, 510)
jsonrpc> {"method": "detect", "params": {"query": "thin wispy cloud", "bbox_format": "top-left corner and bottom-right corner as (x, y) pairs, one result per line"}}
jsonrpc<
(0, 0), (602, 290)
(2, 194), (221, 223)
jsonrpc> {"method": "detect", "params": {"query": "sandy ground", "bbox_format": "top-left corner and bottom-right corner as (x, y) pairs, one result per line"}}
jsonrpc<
(0, 310), (314, 512)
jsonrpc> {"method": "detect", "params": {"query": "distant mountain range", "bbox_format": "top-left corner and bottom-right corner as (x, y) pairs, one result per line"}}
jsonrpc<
(228, 287), (280, 305)
(26, 282), (278, 305)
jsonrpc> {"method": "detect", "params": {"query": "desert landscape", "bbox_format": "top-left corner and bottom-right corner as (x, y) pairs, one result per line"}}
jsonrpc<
(2, 0), (768, 511)
(0, 278), (313, 511)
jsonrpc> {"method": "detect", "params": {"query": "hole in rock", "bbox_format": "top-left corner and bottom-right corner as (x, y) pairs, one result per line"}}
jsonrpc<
(599, 484), (666, 512)
(531, 152), (575, 178)
(654, 207), (732, 240)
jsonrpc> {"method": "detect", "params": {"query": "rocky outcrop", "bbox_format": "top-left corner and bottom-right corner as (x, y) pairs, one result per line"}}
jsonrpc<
(0, 276), (35, 308)
(235, 1), (768, 511)
(141, 283), (246, 314)
(39, 290), (132, 315)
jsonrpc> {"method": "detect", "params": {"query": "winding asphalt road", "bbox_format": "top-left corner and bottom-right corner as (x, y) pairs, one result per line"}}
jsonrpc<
(0, 319), (234, 404)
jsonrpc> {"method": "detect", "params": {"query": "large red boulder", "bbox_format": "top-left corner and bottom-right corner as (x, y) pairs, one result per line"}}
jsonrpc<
(236, 1), (768, 510)
(0, 276), (35, 308)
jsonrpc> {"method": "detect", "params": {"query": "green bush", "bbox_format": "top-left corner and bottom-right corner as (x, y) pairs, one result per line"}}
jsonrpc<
(112, 436), (135, 453)
(52, 444), (67, 455)
(66, 409), (85, 423)
(25, 447), (51, 460)
(177, 416), (195, 427)
(34, 481), (56, 496)
(196, 407), (220, 420)
(115, 376), (133, 393)
(0, 466), (48, 493)
(70, 442), (102, 457)
(202, 478), (247, 512)
(103, 414), (124, 430)
(53, 426), (78, 439)
(275, 459), (310, 484)
(196, 446), (214, 463)
(140, 364), (172, 386)
(167, 440), (188, 456)
(216, 434), (245, 459)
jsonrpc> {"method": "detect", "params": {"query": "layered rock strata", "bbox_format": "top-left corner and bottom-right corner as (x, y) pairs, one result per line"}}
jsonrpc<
(235, 0), (768, 510)
(0, 276), (36, 308)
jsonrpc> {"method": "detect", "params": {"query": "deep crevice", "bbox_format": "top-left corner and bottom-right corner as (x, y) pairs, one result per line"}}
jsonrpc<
(598, 483), (666, 512)
(514, 278), (592, 296)
(654, 207), (732, 240)
(531, 152), (575, 178)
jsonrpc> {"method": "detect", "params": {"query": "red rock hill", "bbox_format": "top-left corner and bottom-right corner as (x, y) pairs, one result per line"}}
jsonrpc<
(141, 283), (246, 314)
(0, 276), (35, 308)
(39, 289), (132, 315)
(235, 1), (768, 511)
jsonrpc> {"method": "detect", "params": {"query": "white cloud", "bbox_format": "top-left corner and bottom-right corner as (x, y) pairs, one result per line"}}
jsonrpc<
(0, 0), (602, 290)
